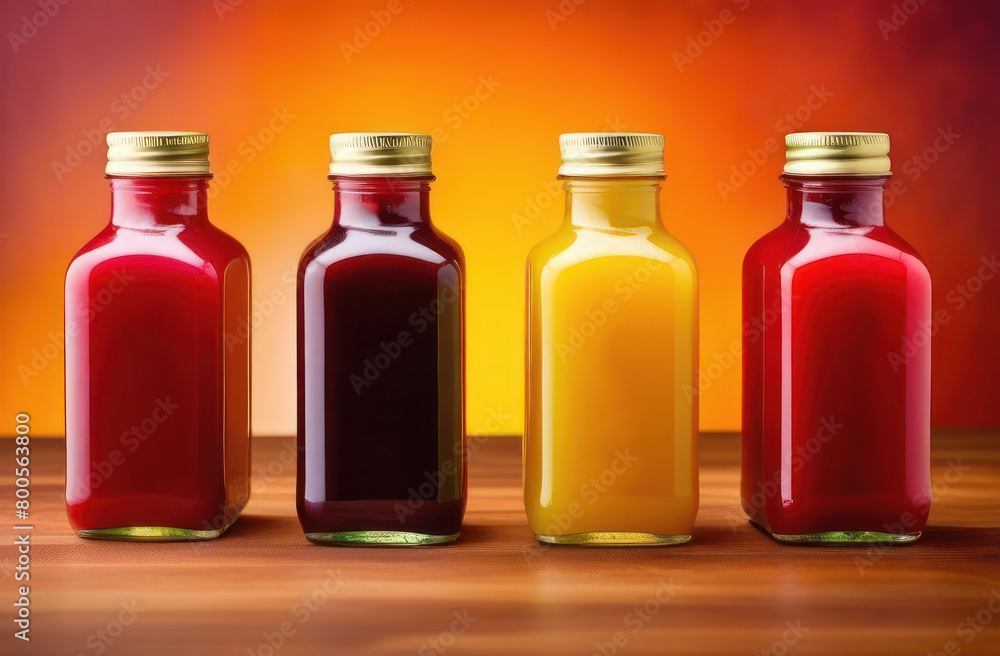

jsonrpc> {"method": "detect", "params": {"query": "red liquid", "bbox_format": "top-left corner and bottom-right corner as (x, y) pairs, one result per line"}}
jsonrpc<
(742, 175), (931, 538)
(296, 176), (466, 540)
(65, 177), (251, 536)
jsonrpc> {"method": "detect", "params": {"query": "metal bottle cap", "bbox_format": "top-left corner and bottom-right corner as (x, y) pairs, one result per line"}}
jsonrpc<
(106, 131), (211, 176)
(558, 133), (665, 177)
(784, 132), (891, 175)
(329, 133), (432, 176)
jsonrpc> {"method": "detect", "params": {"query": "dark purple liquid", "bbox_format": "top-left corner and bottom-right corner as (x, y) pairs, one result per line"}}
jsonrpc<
(296, 177), (466, 539)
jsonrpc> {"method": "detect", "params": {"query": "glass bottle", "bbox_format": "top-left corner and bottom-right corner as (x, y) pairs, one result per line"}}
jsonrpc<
(297, 133), (466, 545)
(524, 133), (699, 545)
(742, 132), (932, 543)
(65, 132), (251, 540)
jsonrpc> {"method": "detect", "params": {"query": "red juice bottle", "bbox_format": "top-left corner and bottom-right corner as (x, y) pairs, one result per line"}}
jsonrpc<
(65, 132), (251, 540)
(742, 132), (931, 543)
(296, 133), (466, 545)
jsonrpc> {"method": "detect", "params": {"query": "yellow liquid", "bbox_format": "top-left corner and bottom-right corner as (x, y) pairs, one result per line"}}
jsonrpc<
(524, 179), (698, 544)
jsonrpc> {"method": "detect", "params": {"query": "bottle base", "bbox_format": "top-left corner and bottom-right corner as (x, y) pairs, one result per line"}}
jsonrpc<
(534, 532), (691, 546)
(304, 530), (459, 546)
(75, 511), (241, 541)
(767, 529), (922, 545)
(76, 525), (226, 541)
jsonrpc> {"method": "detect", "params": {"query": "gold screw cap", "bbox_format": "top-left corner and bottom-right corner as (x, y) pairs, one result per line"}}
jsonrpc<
(784, 132), (891, 175)
(558, 133), (665, 177)
(329, 133), (432, 176)
(106, 131), (210, 176)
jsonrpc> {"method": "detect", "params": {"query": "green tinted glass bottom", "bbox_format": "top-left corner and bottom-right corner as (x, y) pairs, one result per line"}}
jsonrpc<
(305, 531), (459, 546)
(77, 525), (221, 541)
(535, 532), (691, 546)
(77, 513), (240, 541)
(770, 530), (922, 544)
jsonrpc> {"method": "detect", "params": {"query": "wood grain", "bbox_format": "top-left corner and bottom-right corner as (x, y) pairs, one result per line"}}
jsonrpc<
(3, 432), (999, 656)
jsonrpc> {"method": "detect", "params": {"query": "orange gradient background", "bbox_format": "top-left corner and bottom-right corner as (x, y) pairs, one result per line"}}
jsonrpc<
(2, 0), (998, 437)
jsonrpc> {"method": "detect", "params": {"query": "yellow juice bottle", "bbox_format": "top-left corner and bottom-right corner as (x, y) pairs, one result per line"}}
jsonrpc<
(524, 133), (699, 545)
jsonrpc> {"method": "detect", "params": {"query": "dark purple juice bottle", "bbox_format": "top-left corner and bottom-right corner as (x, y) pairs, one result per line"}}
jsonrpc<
(296, 133), (466, 545)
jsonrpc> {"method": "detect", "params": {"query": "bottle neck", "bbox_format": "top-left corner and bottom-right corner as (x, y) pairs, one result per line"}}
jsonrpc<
(783, 174), (888, 228)
(331, 176), (433, 229)
(110, 177), (211, 229)
(563, 177), (663, 231)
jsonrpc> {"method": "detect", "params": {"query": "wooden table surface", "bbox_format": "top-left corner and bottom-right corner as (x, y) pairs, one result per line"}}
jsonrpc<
(3, 432), (999, 656)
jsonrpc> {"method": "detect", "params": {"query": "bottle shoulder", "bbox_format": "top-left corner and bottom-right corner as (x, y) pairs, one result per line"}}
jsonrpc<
(744, 223), (803, 269)
(417, 224), (464, 265)
(68, 225), (116, 264)
(67, 222), (248, 284)
(200, 222), (251, 263)
(745, 222), (929, 278)
(300, 225), (462, 275)
(529, 225), (695, 275)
